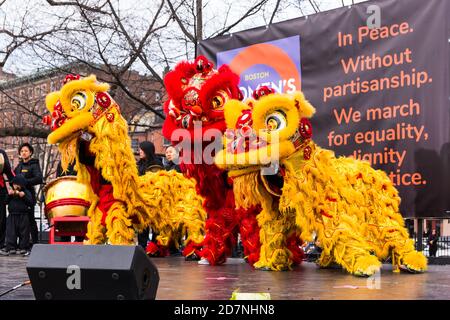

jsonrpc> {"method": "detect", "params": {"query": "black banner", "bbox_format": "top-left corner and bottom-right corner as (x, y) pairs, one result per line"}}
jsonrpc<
(199, 0), (450, 218)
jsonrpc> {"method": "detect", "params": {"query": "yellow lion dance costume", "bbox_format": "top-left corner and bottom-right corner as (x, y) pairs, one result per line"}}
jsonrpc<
(215, 87), (427, 276)
(43, 74), (206, 249)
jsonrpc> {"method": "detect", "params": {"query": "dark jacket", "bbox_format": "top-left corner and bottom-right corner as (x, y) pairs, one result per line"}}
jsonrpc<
(0, 149), (15, 197)
(164, 161), (181, 173)
(7, 188), (33, 215)
(138, 160), (164, 175)
(429, 233), (439, 249)
(138, 141), (163, 176)
(14, 158), (43, 205)
(56, 161), (77, 177)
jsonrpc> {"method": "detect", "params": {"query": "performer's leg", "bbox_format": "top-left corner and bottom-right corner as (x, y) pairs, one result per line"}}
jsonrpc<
(137, 228), (150, 249)
(200, 210), (229, 265)
(84, 207), (107, 244)
(395, 238), (427, 272)
(317, 216), (381, 277)
(286, 231), (304, 266)
(199, 208), (239, 265)
(105, 202), (136, 245)
(238, 206), (261, 266)
(253, 204), (299, 271)
(369, 218), (427, 273)
(180, 214), (205, 259)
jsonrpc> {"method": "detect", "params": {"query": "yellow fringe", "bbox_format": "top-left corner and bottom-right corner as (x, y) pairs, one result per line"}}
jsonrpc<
(279, 142), (427, 275)
(57, 103), (207, 246)
(232, 171), (300, 271)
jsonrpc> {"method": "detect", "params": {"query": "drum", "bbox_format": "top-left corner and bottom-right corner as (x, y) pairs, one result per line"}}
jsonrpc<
(44, 176), (91, 219)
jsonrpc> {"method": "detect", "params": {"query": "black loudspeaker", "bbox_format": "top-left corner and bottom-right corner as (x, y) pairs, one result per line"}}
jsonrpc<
(26, 244), (159, 300)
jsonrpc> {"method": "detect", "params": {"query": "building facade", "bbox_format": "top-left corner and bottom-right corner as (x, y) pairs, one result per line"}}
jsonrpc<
(0, 65), (165, 201)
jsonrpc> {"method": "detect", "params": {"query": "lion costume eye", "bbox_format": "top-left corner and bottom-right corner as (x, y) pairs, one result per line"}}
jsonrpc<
(71, 92), (87, 111)
(265, 111), (287, 131)
(211, 95), (225, 109)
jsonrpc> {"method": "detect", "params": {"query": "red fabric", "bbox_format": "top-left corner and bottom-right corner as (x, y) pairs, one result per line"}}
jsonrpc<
(198, 189), (240, 265)
(162, 57), (256, 266)
(162, 104), (227, 143)
(182, 240), (203, 258)
(85, 166), (101, 194)
(162, 56), (240, 143)
(286, 233), (304, 265)
(146, 241), (169, 257)
(0, 169), (15, 188)
(97, 185), (116, 226)
(44, 198), (90, 215)
(238, 205), (261, 266)
(85, 165), (117, 226)
(180, 163), (227, 210)
(146, 241), (159, 255)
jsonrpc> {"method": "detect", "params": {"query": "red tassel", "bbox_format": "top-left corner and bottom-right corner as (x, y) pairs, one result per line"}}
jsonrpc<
(146, 241), (159, 255)
(238, 206), (261, 266)
(182, 240), (202, 258)
(286, 234), (304, 265)
(145, 241), (169, 257)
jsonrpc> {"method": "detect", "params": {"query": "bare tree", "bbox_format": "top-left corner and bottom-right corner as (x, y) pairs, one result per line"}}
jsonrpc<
(1, 0), (357, 142)
(2, 0), (345, 121)
(0, 0), (71, 69)
(1, 0), (364, 217)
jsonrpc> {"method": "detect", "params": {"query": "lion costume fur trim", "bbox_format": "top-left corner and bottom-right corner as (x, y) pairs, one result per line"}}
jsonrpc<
(218, 90), (427, 275)
(49, 75), (206, 246)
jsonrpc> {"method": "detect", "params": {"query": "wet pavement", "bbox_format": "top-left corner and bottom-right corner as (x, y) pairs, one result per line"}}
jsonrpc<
(1, 255), (450, 300)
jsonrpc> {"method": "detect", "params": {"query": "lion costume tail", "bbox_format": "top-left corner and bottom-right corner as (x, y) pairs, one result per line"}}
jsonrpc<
(281, 144), (427, 275)
(138, 170), (207, 251)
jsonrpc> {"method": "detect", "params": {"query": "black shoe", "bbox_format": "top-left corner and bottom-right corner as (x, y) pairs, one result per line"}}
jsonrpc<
(185, 253), (200, 261)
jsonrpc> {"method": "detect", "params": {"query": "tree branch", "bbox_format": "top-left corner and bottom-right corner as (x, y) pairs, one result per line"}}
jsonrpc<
(166, 0), (195, 42)
(77, 5), (166, 119)
(269, 0), (281, 24)
(212, 0), (269, 37)
(106, 0), (165, 83)
(0, 127), (50, 138)
(46, 0), (109, 15)
(309, 0), (319, 13)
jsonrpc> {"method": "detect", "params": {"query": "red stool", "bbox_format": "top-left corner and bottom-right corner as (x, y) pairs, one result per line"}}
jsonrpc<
(49, 216), (90, 245)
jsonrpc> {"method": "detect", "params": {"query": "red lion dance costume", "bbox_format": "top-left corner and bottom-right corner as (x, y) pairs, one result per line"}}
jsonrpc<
(162, 56), (303, 268)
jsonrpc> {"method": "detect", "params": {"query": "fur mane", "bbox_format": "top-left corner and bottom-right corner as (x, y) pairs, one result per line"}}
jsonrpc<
(58, 106), (152, 230)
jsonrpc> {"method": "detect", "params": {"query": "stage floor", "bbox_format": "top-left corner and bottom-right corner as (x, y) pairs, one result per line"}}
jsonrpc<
(1, 255), (450, 300)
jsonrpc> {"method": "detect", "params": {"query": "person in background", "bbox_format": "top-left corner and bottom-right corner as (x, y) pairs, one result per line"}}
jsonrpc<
(138, 141), (164, 175)
(428, 229), (439, 257)
(0, 175), (32, 256)
(136, 141), (163, 249)
(14, 142), (43, 247)
(163, 146), (181, 173)
(0, 148), (15, 250)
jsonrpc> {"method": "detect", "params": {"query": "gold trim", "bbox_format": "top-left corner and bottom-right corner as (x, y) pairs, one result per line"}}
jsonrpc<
(260, 172), (282, 198)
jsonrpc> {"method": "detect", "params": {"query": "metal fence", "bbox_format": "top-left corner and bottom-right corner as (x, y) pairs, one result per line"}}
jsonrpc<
(414, 235), (450, 258)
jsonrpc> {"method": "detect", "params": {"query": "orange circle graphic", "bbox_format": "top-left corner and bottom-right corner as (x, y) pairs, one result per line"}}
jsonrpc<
(228, 43), (301, 92)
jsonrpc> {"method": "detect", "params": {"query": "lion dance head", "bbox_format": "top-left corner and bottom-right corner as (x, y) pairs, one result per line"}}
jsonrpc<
(162, 56), (242, 142)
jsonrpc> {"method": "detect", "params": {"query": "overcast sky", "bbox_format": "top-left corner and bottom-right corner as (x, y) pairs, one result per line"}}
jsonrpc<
(1, 0), (369, 77)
